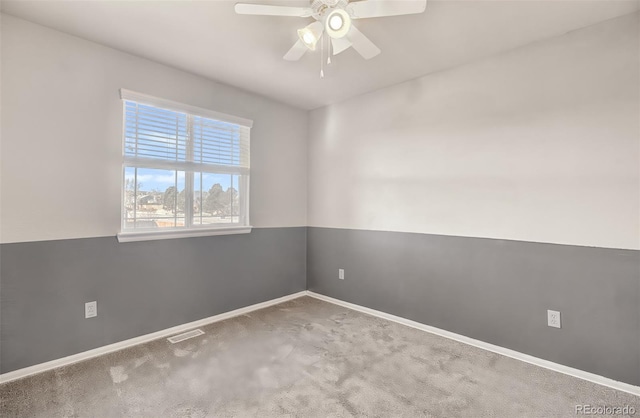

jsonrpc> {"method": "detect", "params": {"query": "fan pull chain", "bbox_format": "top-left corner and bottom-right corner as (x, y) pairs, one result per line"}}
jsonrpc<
(327, 35), (332, 65)
(320, 33), (325, 78)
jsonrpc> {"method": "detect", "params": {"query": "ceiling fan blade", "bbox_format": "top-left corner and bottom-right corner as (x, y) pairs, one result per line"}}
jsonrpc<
(331, 37), (352, 55)
(235, 3), (313, 17)
(346, 26), (380, 59)
(347, 0), (427, 19)
(283, 39), (308, 61)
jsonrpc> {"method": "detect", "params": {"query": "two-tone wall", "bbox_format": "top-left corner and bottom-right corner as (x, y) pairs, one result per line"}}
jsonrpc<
(0, 15), (307, 373)
(307, 13), (640, 385)
(2, 11), (639, 387)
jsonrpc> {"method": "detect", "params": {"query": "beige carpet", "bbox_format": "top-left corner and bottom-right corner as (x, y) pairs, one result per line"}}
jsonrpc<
(1, 296), (638, 417)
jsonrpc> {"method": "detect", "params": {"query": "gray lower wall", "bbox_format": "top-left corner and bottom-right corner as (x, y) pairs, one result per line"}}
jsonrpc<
(0, 227), (306, 374)
(3, 225), (639, 387)
(306, 227), (640, 386)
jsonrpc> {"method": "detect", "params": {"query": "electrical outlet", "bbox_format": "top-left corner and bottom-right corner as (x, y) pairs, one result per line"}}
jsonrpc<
(338, 269), (345, 280)
(85, 301), (97, 318)
(547, 310), (561, 328)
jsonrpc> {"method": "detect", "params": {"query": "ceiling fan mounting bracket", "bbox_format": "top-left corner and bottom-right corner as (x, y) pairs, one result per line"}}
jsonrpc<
(310, 0), (349, 20)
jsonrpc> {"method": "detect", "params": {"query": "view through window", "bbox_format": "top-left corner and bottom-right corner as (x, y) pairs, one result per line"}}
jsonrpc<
(121, 91), (251, 232)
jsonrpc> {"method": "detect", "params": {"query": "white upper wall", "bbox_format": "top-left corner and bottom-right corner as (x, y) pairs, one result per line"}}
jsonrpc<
(1, 15), (308, 243)
(3, 11), (639, 249)
(308, 12), (640, 250)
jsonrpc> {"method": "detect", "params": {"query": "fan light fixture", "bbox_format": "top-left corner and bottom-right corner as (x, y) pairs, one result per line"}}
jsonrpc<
(329, 14), (343, 30)
(297, 21), (324, 50)
(325, 9), (351, 39)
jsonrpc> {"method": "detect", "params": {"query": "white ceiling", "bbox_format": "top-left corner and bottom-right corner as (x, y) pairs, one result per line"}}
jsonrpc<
(2, 0), (638, 110)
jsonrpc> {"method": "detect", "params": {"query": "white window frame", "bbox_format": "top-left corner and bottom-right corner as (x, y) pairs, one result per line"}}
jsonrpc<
(117, 89), (253, 243)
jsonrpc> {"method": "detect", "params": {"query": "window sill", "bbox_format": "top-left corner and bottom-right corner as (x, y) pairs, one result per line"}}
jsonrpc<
(117, 226), (253, 243)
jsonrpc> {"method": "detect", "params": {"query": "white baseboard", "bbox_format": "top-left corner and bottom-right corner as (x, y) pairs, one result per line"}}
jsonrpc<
(0, 291), (307, 384)
(306, 291), (640, 397)
(3, 290), (638, 398)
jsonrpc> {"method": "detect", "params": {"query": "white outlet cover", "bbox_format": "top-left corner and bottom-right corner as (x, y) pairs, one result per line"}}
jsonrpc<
(547, 309), (561, 328)
(338, 269), (345, 280)
(85, 301), (97, 318)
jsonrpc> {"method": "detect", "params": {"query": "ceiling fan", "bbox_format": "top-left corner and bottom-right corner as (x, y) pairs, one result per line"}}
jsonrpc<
(235, 0), (427, 61)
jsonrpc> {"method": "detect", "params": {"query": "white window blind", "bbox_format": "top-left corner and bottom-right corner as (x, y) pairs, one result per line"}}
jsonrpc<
(119, 89), (252, 240)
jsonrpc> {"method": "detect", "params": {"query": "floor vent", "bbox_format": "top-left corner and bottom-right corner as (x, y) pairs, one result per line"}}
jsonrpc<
(167, 329), (205, 344)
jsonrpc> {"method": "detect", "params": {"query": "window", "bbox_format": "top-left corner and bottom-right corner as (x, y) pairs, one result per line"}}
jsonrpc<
(118, 89), (252, 242)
